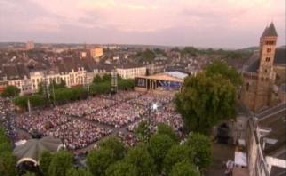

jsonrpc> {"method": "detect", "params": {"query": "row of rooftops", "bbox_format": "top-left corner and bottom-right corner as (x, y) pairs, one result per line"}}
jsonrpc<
(0, 56), (163, 81)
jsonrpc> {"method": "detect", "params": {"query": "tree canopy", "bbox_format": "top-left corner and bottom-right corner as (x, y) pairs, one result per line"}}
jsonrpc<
(175, 72), (237, 134)
(163, 144), (194, 173)
(148, 134), (176, 172)
(48, 151), (73, 176)
(105, 161), (137, 176)
(125, 144), (155, 176)
(205, 60), (243, 87)
(0, 128), (16, 176)
(1, 85), (20, 97)
(185, 133), (212, 170)
(170, 160), (200, 176)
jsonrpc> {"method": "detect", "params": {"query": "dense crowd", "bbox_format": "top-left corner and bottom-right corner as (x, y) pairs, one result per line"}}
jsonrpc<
(9, 91), (183, 151)
(0, 98), (18, 142)
(47, 120), (112, 150)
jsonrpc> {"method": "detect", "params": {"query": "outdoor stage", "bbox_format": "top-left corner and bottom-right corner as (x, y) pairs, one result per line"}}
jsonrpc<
(135, 72), (188, 92)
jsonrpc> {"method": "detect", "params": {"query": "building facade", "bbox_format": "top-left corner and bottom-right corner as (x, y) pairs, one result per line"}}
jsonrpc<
(90, 48), (104, 58)
(116, 65), (146, 79)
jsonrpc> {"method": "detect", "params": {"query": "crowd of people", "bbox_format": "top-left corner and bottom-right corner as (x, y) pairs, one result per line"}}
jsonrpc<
(3, 90), (183, 151)
(0, 98), (18, 143)
(47, 119), (112, 150)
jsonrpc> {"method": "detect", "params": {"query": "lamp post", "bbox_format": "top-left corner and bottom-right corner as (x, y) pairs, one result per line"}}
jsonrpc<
(148, 102), (158, 142)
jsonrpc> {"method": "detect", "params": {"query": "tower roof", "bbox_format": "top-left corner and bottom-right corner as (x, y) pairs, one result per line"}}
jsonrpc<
(263, 22), (278, 37)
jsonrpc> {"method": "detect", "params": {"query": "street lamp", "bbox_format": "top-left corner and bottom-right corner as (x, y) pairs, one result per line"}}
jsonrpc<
(148, 102), (158, 142)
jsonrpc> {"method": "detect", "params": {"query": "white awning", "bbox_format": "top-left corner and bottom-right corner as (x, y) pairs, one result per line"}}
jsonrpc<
(266, 156), (286, 169)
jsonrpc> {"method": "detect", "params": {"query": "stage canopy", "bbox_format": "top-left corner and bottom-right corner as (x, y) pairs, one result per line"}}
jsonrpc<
(13, 136), (64, 166)
(135, 72), (188, 91)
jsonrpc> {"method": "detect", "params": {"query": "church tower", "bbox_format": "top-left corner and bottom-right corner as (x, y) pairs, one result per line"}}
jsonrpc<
(253, 22), (278, 111)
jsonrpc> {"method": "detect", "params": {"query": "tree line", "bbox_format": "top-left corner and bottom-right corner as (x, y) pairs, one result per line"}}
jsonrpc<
(1, 73), (135, 111)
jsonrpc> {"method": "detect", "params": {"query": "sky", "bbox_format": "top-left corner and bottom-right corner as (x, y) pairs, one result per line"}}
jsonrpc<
(0, 0), (285, 48)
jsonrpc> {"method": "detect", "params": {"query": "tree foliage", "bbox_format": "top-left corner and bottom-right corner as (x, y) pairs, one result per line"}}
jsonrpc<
(40, 151), (54, 175)
(175, 72), (237, 134)
(148, 134), (175, 172)
(87, 148), (116, 176)
(205, 60), (243, 87)
(157, 123), (178, 142)
(98, 137), (126, 161)
(0, 128), (16, 176)
(66, 168), (93, 176)
(170, 160), (200, 176)
(125, 144), (155, 176)
(48, 151), (73, 176)
(135, 120), (152, 143)
(105, 161), (137, 176)
(1, 85), (20, 97)
(185, 133), (212, 170)
(0, 151), (17, 176)
(163, 144), (194, 173)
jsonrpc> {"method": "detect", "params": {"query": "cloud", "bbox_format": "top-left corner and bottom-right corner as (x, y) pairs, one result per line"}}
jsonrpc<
(0, 0), (284, 48)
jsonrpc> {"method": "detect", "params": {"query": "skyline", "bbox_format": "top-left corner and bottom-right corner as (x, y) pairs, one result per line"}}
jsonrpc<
(0, 0), (285, 48)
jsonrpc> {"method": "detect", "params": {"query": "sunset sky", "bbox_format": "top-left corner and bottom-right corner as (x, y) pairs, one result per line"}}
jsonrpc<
(0, 0), (285, 48)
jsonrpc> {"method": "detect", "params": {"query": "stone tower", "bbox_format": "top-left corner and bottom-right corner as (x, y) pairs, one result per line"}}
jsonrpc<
(253, 23), (278, 111)
(240, 22), (279, 112)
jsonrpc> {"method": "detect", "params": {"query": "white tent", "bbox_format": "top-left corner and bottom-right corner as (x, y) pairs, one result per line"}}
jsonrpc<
(234, 152), (247, 167)
(13, 136), (64, 166)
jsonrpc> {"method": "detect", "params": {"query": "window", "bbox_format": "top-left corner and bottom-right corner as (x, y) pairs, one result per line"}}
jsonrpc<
(265, 57), (270, 62)
(264, 69), (267, 73)
(265, 41), (275, 45)
(267, 48), (271, 53)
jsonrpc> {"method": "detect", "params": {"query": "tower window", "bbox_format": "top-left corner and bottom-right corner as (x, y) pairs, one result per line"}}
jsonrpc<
(265, 57), (271, 62)
(246, 82), (250, 91)
(265, 41), (275, 45)
(267, 48), (271, 53)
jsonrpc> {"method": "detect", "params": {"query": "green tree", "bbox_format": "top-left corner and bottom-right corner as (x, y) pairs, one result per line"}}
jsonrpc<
(118, 79), (135, 90)
(148, 134), (175, 172)
(102, 74), (111, 81)
(0, 142), (12, 153)
(125, 144), (155, 176)
(163, 144), (194, 173)
(48, 151), (73, 176)
(23, 172), (36, 176)
(40, 151), (54, 175)
(93, 75), (102, 83)
(175, 73), (237, 134)
(0, 152), (17, 176)
(135, 120), (151, 143)
(170, 160), (200, 176)
(105, 161), (137, 176)
(205, 60), (243, 87)
(185, 133), (212, 170)
(157, 123), (178, 142)
(66, 168), (93, 176)
(98, 137), (126, 161)
(1, 85), (20, 97)
(87, 148), (115, 176)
